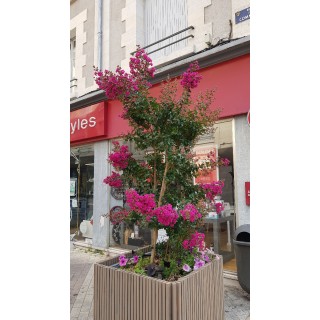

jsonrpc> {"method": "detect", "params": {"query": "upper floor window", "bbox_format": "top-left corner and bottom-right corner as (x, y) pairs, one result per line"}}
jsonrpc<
(70, 38), (76, 80)
(144, 0), (188, 60)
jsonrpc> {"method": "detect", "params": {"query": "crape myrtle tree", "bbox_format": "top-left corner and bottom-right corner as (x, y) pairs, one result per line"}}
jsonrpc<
(94, 47), (229, 279)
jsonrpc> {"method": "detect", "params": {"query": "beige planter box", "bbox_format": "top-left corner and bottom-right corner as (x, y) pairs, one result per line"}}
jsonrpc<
(94, 247), (225, 320)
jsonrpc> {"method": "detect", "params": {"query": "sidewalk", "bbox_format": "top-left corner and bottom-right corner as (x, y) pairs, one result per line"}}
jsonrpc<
(70, 241), (250, 320)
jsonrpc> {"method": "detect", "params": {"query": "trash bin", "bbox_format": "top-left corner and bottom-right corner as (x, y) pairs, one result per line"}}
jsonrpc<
(233, 224), (250, 293)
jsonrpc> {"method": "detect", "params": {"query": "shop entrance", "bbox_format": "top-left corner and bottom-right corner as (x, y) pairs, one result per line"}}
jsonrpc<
(70, 145), (94, 239)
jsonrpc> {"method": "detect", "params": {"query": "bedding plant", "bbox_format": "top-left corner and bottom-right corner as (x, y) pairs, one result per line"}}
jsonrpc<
(94, 47), (229, 281)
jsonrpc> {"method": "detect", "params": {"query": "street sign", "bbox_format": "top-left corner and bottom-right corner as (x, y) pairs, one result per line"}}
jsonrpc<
(235, 7), (250, 24)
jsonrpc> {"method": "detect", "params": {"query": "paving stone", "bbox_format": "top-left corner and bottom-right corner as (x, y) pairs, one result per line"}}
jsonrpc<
(78, 311), (90, 320)
(70, 307), (81, 317)
(224, 285), (250, 320)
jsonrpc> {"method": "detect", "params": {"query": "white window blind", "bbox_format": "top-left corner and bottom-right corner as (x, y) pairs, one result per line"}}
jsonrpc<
(70, 38), (76, 80)
(144, 0), (188, 59)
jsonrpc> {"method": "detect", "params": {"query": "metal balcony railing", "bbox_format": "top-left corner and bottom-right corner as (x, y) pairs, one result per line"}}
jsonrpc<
(131, 26), (194, 56)
(70, 78), (78, 99)
(70, 78), (78, 89)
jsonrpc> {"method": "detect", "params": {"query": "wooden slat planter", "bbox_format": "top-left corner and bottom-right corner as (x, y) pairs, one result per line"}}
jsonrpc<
(94, 247), (224, 320)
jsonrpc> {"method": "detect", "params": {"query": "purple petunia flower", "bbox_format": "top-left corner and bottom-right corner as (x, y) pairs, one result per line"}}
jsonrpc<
(202, 254), (210, 262)
(193, 259), (205, 270)
(182, 264), (192, 272)
(132, 255), (139, 264)
(119, 255), (128, 267)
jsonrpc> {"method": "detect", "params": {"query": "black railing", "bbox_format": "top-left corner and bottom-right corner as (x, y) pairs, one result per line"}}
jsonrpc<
(131, 26), (194, 55)
(70, 78), (77, 89)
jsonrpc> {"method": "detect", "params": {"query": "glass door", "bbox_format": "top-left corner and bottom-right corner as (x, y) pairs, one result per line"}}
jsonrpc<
(70, 145), (94, 239)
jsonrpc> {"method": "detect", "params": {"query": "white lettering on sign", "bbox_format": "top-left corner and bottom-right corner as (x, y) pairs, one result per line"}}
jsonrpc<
(239, 15), (249, 22)
(70, 116), (96, 134)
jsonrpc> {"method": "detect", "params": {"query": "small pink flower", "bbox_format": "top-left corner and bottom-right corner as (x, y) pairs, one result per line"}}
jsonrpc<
(180, 61), (202, 90)
(182, 240), (189, 250)
(193, 259), (205, 270)
(183, 264), (191, 272)
(180, 204), (202, 222)
(202, 254), (210, 262)
(215, 202), (224, 214)
(200, 181), (224, 201)
(220, 158), (230, 166)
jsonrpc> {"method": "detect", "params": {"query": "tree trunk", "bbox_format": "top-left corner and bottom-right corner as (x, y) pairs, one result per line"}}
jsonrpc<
(151, 152), (169, 263)
(150, 228), (158, 262)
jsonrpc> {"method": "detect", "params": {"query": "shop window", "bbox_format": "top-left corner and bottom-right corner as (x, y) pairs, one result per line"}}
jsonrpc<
(70, 145), (94, 237)
(196, 120), (237, 273)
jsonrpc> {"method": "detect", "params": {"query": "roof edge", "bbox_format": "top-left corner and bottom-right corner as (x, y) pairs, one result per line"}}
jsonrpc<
(70, 36), (250, 111)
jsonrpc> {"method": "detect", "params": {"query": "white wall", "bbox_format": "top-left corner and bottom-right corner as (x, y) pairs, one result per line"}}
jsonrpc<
(92, 140), (110, 248)
(70, 0), (97, 98)
(103, 0), (126, 71)
(233, 115), (250, 227)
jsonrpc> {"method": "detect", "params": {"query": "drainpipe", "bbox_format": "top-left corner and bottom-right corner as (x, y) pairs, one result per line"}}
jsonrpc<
(97, 0), (103, 70)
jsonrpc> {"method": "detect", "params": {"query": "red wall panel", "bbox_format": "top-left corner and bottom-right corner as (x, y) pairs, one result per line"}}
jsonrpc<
(70, 54), (250, 143)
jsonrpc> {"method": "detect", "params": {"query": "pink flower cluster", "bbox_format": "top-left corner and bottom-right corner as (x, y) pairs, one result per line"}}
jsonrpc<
(204, 151), (230, 167)
(180, 61), (202, 90)
(125, 189), (156, 217)
(94, 48), (155, 100)
(129, 48), (155, 81)
(125, 189), (180, 227)
(103, 171), (122, 188)
(214, 202), (224, 214)
(207, 150), (216, 160)
(180, 204), (202, 222)
(109, 209), (129, 225)
(108, 141), (132, 170)
(153, 204), (179, 227)
(200, 180), (224, 201)
(182, 232), (205, 251)
(220, 158), (230, 166)
(94, 67), (137, 100)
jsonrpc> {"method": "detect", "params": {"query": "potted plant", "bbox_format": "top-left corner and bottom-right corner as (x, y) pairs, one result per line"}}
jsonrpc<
(93, 47), (229, 319)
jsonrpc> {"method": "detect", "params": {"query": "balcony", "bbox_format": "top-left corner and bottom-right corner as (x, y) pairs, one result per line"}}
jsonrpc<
(70, 78), (78, 100)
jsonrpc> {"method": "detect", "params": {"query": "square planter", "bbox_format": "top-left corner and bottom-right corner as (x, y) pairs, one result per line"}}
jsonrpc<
(94, 247), (224, 320)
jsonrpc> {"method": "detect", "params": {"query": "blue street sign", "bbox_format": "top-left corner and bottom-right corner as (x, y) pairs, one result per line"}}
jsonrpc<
(235, 7), (250, 24)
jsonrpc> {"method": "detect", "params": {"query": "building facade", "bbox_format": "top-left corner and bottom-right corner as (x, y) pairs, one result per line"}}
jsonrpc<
(70, 0), (250, 269)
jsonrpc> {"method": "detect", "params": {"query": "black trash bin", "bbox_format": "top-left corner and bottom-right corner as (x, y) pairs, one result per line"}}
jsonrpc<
(233, 224), (250, 294)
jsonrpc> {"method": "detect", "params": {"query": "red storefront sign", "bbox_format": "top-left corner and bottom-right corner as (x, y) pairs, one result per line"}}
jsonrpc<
(70, 102), (107, 143)
(70, 54), (250, 142)
(245, 181), (250, 205)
